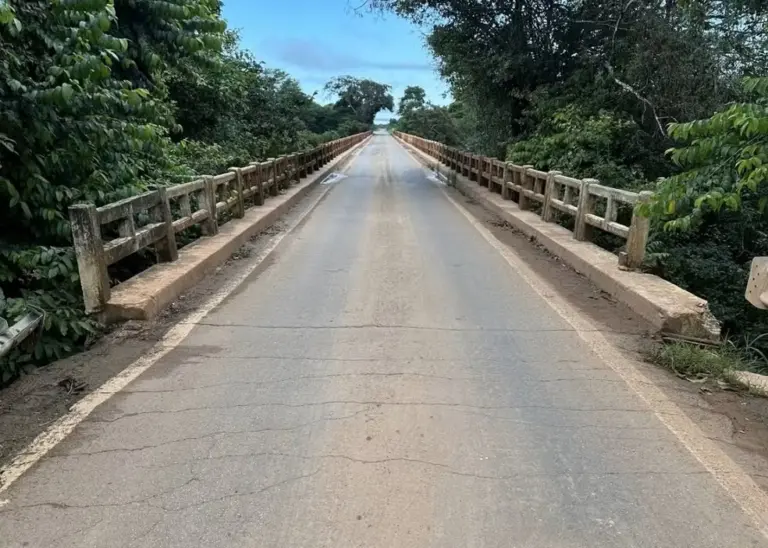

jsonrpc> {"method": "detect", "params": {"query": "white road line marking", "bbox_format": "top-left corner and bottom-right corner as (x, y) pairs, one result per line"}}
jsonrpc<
(395, 137), (768, 538)
(320, 172), (348, 185)
(0, 139), (372, 496)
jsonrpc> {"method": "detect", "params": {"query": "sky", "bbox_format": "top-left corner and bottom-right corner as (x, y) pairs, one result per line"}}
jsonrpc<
(220, 0), (449, 123)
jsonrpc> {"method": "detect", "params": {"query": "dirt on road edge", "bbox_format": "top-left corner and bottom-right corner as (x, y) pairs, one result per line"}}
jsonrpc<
(0, 183), (331, 469)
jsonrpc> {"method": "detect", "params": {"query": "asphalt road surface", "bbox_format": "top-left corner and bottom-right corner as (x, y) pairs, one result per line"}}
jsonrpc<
(1, 134), (766, 547)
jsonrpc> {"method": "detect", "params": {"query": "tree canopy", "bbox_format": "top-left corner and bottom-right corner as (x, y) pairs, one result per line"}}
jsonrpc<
(324, 76), (394, 126)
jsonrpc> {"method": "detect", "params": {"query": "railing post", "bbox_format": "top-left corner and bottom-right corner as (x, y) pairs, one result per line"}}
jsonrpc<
(249, 162), (264, 206)
(280, 157), (289, 190)
(299, 151), (308, 178)
(268, 158), (279, 196)
(288, 155), (294, 186)
(623, 190), (652, 269)
(307, 151), (315, 174)
(502, 162), (512, 200)
(229, 167), (246, 218)
(289, 154), (299, 184)
(519, 165), (534, 210)
(151, 187), (178, 262)
(69, 203), (110, 314)
(202, 176), (219, 236)
(575, 178), (597, 241)
(542, 171), (561, 222)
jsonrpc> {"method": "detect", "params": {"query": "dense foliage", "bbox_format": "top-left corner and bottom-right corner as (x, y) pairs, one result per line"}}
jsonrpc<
(0, 0), (388, 382)
(324, 76), (394, 127)
(373, 0), (768, 345)
(393, 86), (463, 146)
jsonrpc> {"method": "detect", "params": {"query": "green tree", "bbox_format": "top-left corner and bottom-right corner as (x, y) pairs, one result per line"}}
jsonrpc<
(324, 76), (394, 126)
(398, 85), (426, 116)
(648, 77), (768, 231)
(0, 0), (226, 379)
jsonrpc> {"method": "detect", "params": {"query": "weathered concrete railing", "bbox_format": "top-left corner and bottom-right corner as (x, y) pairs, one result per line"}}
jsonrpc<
(70, 132), (370, 314)
(395, 131), (651, 269)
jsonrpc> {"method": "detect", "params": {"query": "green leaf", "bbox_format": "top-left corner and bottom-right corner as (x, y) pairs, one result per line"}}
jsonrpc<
(60, 83), (74, 103)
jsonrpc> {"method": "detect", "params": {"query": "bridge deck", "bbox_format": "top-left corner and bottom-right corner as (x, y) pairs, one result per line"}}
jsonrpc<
(1, 134), (764, 547)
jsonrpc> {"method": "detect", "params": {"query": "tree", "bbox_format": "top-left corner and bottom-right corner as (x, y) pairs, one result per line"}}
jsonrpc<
(398, 85), (426, 115)
(0, 0), (181, 375)
(324, 76), (394, 126)
(646, 77), (768, 232)
(368, 0), (768, 154)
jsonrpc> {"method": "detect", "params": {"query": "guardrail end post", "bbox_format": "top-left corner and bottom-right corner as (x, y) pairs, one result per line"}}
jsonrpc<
(542, 171), (561, 222)
(625, 190), (652, 269)
(575, 178), (597, 241)
(152, 187), (178, 262)
(69, 203), (110, 313)
(202, 176), (219, 236)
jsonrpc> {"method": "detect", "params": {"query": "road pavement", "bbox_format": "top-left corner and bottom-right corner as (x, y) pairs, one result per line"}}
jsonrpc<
(1, 134), (765, 547)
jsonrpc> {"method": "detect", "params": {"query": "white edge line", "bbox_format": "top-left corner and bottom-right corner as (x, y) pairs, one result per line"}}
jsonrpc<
(0, 139), (371, 496)
(394, 135), (768, 539)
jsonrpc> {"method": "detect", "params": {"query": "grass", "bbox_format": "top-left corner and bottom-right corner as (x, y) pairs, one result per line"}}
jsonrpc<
(650, 342), (759, 381)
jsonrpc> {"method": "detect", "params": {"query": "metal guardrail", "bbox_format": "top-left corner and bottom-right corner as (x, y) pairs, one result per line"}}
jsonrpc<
(0, 311), (44, 359)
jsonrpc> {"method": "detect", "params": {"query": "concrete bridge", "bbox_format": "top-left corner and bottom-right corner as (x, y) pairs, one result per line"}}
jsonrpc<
(1, 132), (767, 547)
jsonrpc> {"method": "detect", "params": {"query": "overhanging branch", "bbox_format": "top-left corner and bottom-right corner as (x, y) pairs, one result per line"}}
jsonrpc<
(604, 62), (666, 136)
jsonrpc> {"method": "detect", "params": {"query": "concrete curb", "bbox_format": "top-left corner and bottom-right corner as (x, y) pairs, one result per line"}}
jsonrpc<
(397, 137), (721, 340)
(104, 138), (370, 322)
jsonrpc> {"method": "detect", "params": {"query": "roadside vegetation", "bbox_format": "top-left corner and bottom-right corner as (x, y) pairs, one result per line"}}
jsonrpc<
(649, 340), (768, 395)
(0, 0), (393, 383)
(378, 0), (768, 368)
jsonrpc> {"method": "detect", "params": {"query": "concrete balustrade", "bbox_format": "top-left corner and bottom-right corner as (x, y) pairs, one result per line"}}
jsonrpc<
(70, 132), (371, 314)
(393, 131), (652, 270)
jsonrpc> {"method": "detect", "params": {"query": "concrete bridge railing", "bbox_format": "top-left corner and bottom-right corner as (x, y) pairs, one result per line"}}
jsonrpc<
(70, 132), (371, 314)
(394, 131), (652, 270)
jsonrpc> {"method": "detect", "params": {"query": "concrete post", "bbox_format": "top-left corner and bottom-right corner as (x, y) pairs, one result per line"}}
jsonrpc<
(268, 158), (278, 196)
(300, 152), (308, 178)
(278, 158), (287, 190)
(202, 176), (219, 236)
(519, 165), (534, 210)
(229, 168), (246, 218)
(542, 171), (561, 222)
(624, 191), (652, 269)
(502, 162), (512, 200)
(151, 187), (178, 262)
(69, 203), (110, 314)
(575, 179), (597, 241)
(249, 162), (264, 206)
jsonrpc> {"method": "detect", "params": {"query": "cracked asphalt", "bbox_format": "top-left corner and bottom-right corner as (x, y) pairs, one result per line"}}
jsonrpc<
(1, 134), (766, 547)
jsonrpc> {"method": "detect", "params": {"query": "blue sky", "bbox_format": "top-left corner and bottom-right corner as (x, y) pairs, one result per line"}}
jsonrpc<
(220, 0), (449, 122)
